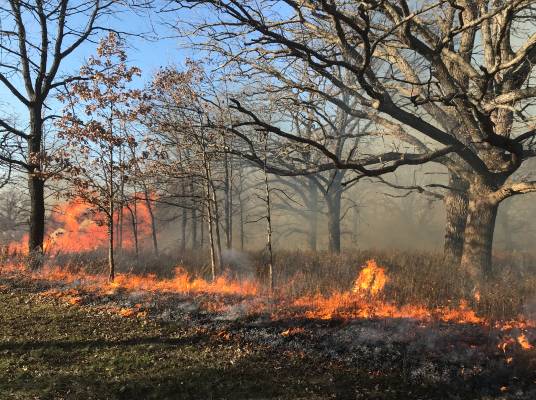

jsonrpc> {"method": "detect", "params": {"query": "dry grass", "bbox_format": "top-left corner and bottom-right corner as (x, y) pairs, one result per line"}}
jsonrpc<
(3, 246), (536, 322)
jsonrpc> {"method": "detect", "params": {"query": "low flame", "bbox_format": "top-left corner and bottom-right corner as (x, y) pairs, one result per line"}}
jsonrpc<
(1, 258), (534, 352)
(290, 260), (484, 324)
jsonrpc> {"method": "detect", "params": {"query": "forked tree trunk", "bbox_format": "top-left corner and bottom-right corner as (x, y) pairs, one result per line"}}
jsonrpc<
(443, 175), (469, 265)
(460, 192), (499, 279)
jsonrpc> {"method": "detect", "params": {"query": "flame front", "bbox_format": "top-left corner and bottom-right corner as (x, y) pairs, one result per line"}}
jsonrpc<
(1, 254), (533, 352)
(7, 198), (154, 255)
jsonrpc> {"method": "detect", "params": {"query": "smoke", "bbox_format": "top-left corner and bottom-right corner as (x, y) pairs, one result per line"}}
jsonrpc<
(221, 249), (254, 278)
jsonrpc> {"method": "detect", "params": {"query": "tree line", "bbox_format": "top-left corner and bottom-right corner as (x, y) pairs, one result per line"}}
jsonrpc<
(0, 0), (535, 284)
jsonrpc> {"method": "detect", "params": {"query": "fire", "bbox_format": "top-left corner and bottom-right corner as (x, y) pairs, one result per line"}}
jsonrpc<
(6, 197), (154, 255)
(352, 260), (387, 296)
(1, 258), (534, 353)
(289, 260), (484, 324)
(517, 334), (533, 350)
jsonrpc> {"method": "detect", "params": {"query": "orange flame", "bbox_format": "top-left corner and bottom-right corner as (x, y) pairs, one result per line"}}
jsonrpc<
(517, 334), (533, 350)
(7, 197), (154, 255)
(352, 260), (387, 296)
(289, 260), (484, 324)
(1, 258), (534, 352)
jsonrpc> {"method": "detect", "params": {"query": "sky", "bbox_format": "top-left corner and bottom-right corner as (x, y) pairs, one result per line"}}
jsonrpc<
(0, 5), (189, 126)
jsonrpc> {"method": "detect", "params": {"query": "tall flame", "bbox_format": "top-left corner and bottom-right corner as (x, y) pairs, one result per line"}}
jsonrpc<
(6, 197), (154, 255)
(352, 260), (387, 296)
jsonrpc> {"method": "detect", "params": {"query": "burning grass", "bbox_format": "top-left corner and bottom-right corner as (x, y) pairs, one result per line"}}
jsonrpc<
(1, 263), (536, 399)
(1, 255), (535, 355)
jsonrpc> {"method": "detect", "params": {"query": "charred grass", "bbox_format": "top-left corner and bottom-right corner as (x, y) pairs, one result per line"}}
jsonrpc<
(1, 249), (536, 399)
(0, 281), (474, 400)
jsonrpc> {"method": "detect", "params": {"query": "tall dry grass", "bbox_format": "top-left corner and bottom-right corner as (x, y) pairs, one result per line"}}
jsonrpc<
(2, 245), (536, 321)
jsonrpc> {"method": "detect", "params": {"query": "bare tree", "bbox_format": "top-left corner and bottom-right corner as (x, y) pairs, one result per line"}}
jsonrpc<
(176, 0), (536, 278)
(0, 0), (140, 265)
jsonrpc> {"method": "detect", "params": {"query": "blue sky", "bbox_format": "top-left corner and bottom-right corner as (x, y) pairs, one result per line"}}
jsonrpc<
(0, 7), (189, 126)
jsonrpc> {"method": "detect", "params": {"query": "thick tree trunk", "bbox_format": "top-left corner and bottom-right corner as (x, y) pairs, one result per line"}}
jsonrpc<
(28, 111), (45, 268)
(443, 175), (469, 265)
(28, 175), (45, 262)
(326, 191), (342, 253)
(460, 193), (499, 279)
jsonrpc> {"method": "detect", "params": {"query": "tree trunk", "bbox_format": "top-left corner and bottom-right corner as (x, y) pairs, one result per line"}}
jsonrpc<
(443, 175), (469, 265)
(28, 175), (45, 265)
(239, 204), (245, 251)
(263, 134), (274, 293)
(127, 203), (139, 261)
(181, 207), (187, 253)
(192, 207), (198, 249)
(200, 210), (205, 249)
(460, 192), (499, 279)
(190, 178), (198, 249)
(28, 110), (45, 268)
(351, 204), (359, 245)
(205, 194), (217, 282)
(238, 164), (245, 251)
(108, 144), (115, 282)
(211, 184), (223, 270)
(307, 182), (319, 251)
(326, 191), (342, 253)
(224, 152), (232, 249)
(144, 189), (158, 256)
(108, 210), (115, 282)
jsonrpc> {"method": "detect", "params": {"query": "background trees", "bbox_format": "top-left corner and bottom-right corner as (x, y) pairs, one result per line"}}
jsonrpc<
(0, 1), (534, 285)
(175, 0), (536, 277)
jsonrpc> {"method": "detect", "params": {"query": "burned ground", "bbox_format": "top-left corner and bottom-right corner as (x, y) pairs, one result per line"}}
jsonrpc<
(0, 269), (535, 400)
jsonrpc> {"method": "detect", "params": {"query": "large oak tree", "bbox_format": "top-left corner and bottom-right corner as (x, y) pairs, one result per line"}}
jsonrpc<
(175, 0), (536, 277)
